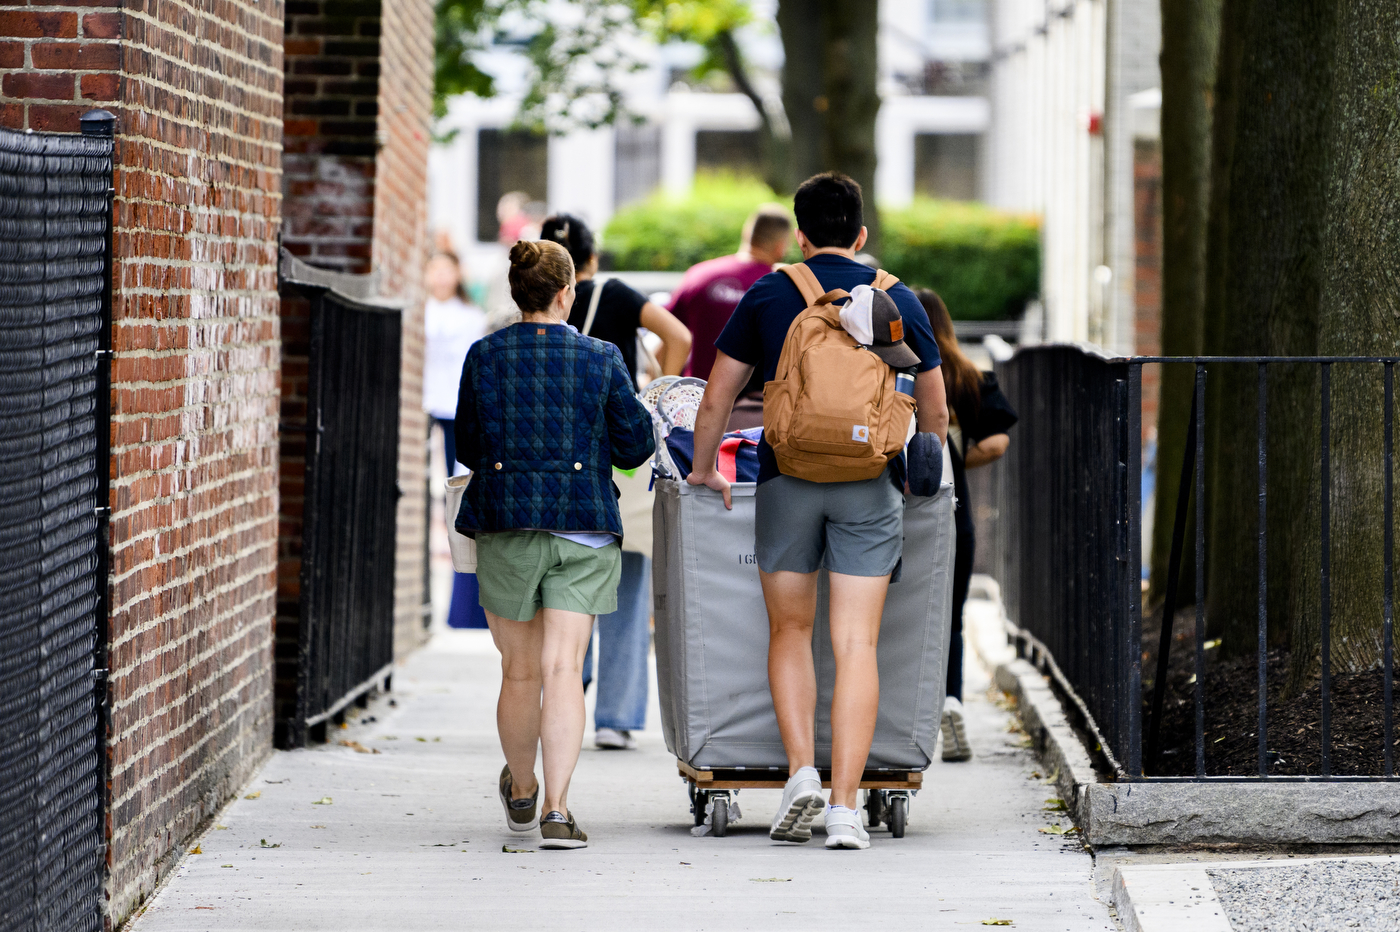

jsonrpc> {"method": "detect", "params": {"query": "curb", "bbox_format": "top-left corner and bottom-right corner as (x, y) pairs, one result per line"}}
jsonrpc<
(964, 578), (1400, 848)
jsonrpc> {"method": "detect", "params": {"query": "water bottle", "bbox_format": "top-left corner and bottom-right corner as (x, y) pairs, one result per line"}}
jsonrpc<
(895, 369), (915, 396)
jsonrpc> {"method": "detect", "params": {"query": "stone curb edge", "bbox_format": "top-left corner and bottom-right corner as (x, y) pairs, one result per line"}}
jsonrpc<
(964, 580), (1400, 850)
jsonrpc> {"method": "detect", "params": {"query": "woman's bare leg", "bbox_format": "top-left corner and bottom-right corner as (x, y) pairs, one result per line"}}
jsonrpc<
(485, 608), (544, 799)
(827, 572), (890, 809)
(537, 607), (596, 815)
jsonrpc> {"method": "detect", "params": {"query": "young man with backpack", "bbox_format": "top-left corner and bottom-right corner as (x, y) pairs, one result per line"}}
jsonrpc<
(686, 173), (949, 850)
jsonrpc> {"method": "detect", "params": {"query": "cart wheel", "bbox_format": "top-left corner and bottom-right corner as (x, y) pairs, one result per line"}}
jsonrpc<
(864, 790), (884, 830)
(692, 789), (707, 826)
(712, 796), (729, 837)
(890, 795), (907, 838)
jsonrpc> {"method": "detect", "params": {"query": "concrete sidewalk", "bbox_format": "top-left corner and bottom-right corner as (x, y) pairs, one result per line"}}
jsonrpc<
(129, 626), (1116, 931)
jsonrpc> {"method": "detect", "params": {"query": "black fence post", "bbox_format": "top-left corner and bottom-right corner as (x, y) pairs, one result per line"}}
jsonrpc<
(1126, 364), (1143, 779)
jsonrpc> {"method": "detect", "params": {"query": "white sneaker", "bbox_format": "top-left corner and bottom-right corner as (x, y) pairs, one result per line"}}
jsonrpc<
(595, 727), (637, 750)
(823, 805), (871, 849)
(941, 696), (972, 761)
(769, 766), (824, 842)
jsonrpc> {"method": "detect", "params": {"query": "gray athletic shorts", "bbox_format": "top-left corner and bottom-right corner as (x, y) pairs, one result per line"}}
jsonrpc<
(754, 468), (904, 578)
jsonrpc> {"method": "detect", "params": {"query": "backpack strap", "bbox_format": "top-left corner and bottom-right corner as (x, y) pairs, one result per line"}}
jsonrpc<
(872, 269), (900, 291)
(780, 263), (825, 306)
(581, 277), (604, 336)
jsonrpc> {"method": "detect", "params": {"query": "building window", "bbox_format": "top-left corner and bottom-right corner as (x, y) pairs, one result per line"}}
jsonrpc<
(929, 0), (986, 24)
(695, 129), (764, 179)
(615, 124), (661, 208)
(477, 128), (548, 242)
(914, 133), (981, 201)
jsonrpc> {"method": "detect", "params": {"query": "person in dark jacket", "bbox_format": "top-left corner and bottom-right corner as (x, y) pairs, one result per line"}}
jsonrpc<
(915, 289), (1018, 763)
(454, 239), (655, 850)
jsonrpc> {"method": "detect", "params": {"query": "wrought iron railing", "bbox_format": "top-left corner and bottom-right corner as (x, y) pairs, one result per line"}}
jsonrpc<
(276, 253), (402, 748)
(986, 344), (1400, 782)
(0, 110), (114, 932)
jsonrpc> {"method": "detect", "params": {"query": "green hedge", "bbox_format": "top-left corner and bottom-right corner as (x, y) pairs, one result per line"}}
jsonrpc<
(880, 199), (1041, 321)
(602, 176), (1040, 321)
(602, 175), (801, 272)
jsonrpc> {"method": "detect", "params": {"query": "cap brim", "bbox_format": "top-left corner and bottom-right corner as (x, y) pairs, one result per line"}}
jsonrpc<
(872, 342), (921, 368)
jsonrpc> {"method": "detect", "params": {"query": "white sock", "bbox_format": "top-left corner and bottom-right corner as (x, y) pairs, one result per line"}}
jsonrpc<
(827, 804), (856, 814)
(794, 766), (819, 779)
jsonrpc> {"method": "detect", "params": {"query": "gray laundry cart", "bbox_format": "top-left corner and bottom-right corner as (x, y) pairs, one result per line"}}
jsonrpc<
(651, 476), (956, 837)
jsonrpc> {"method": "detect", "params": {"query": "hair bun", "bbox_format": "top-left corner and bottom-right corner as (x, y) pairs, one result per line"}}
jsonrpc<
(509, 240), (542, 270)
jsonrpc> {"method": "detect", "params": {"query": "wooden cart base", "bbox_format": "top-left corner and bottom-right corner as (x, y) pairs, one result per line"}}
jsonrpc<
(679, 759), (922, 837)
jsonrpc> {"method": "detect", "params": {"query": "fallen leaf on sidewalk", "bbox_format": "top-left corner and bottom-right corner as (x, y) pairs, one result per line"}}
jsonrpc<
(416, 737), (427, 743)
(1037, 824), (1080, 835)
(310, 825), (326, 829)
(749, 878), (792, 883)
(1042, 798), (1067, 811)
(313, 797), (333, 805)
(502, 845), (533, 854)
(259, 839), (280, 848)
(981, 920), (1013, 926)
(338, 740), (380, 754)
(214, 825), (228, 830)
(189, 845), (202, 855)
(244, 792), (260, 800)
(220, 864), (233, 869)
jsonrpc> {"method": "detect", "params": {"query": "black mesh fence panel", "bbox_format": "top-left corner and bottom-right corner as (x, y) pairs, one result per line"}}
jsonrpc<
(0, 124), (111, 931)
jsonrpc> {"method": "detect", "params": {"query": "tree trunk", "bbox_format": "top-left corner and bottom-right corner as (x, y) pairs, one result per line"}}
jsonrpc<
(1149, 0), (1220, 609)
(716, 30), (793, 195)
(777, 0), (821, 191)
(778, 0), (881, 252)
(1202, 0), (1336, 670)
(1298, 0), (1400, 684)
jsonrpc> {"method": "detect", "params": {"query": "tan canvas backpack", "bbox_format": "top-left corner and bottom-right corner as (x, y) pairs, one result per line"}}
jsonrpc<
(762, 263), (917, 483)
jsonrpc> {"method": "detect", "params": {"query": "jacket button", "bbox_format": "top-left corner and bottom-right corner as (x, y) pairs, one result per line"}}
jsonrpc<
(573, 462), (582, 471)
(494, 462), (503, 470)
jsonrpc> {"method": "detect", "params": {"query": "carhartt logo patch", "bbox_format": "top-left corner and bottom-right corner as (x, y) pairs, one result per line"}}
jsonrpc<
(888, 319), (904, 342)
(852, 425), (869, 442)
(537, 328), (546, 335)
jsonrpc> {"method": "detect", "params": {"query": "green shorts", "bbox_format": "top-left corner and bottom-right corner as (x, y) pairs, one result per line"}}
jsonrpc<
(474, 530), (622, 622)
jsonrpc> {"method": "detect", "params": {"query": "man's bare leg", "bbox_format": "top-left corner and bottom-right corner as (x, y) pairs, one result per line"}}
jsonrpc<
(760, 568), (820, 775)
(826, 572), (890, 810)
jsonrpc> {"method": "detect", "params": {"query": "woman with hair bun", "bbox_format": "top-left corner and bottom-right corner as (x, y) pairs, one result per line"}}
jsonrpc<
(454, 239), (656, 849)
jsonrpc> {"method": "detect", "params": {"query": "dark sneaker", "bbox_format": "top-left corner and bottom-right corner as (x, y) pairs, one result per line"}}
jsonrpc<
(499, 764), (539, 833)
(539, 810), (588, 849)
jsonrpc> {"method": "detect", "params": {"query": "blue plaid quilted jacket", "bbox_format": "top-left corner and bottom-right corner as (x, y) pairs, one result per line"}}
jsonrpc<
(453, 322), (656, 540)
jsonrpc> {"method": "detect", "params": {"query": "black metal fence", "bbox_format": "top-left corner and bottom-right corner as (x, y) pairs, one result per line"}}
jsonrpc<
(0, 113), (114, 931)
(986, 344), (1400, 782)
(277, 255), (401, 748)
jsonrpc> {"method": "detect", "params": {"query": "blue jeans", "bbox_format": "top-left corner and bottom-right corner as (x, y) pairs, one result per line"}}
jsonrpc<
(581, 551), (650, 731)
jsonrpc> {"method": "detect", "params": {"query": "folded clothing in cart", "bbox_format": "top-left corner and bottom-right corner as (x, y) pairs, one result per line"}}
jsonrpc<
(663, 427), (761, 482)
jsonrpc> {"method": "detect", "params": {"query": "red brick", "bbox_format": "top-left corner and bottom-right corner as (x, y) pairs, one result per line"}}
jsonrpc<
(3, 72), (74, 100)
(79, 71), (117, 99)
(31, 41), (121, 70)
(80, 11), (120, 39)
(26, 103), (84, 132)
(0, 11), (78, 39)
(0, 41), (23, 68)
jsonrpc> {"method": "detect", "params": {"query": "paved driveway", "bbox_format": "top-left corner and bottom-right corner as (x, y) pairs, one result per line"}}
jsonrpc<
(130, 625), (1116, 932)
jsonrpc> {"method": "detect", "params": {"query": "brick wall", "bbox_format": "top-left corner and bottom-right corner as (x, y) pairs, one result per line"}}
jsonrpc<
(1134, 137), (1163, 444)
(0, 5), (123, 131)
(1, 2), (286, 924)
(281, 0), (380, 273)
(373, 0), (433, 657)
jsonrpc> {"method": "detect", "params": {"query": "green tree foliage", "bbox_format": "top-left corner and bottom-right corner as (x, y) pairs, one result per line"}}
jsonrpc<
(604, 176), (1040, 321)
(434, 0), (766, 134)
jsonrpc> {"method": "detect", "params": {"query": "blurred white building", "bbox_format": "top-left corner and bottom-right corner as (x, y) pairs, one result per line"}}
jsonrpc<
(430, 0), (997, 274)
(983, 0), (1160, 353)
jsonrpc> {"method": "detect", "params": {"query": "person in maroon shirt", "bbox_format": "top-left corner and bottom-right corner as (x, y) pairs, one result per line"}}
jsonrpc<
(668, 205), (792, 380)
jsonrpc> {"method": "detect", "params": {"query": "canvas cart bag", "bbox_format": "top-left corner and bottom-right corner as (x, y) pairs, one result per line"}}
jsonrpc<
(762, 264), (916, 483)
(651, 476), (956, 771)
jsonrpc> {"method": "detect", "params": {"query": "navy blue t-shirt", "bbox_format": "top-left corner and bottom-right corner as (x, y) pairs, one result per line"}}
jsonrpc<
(714, 254), (942, 484)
